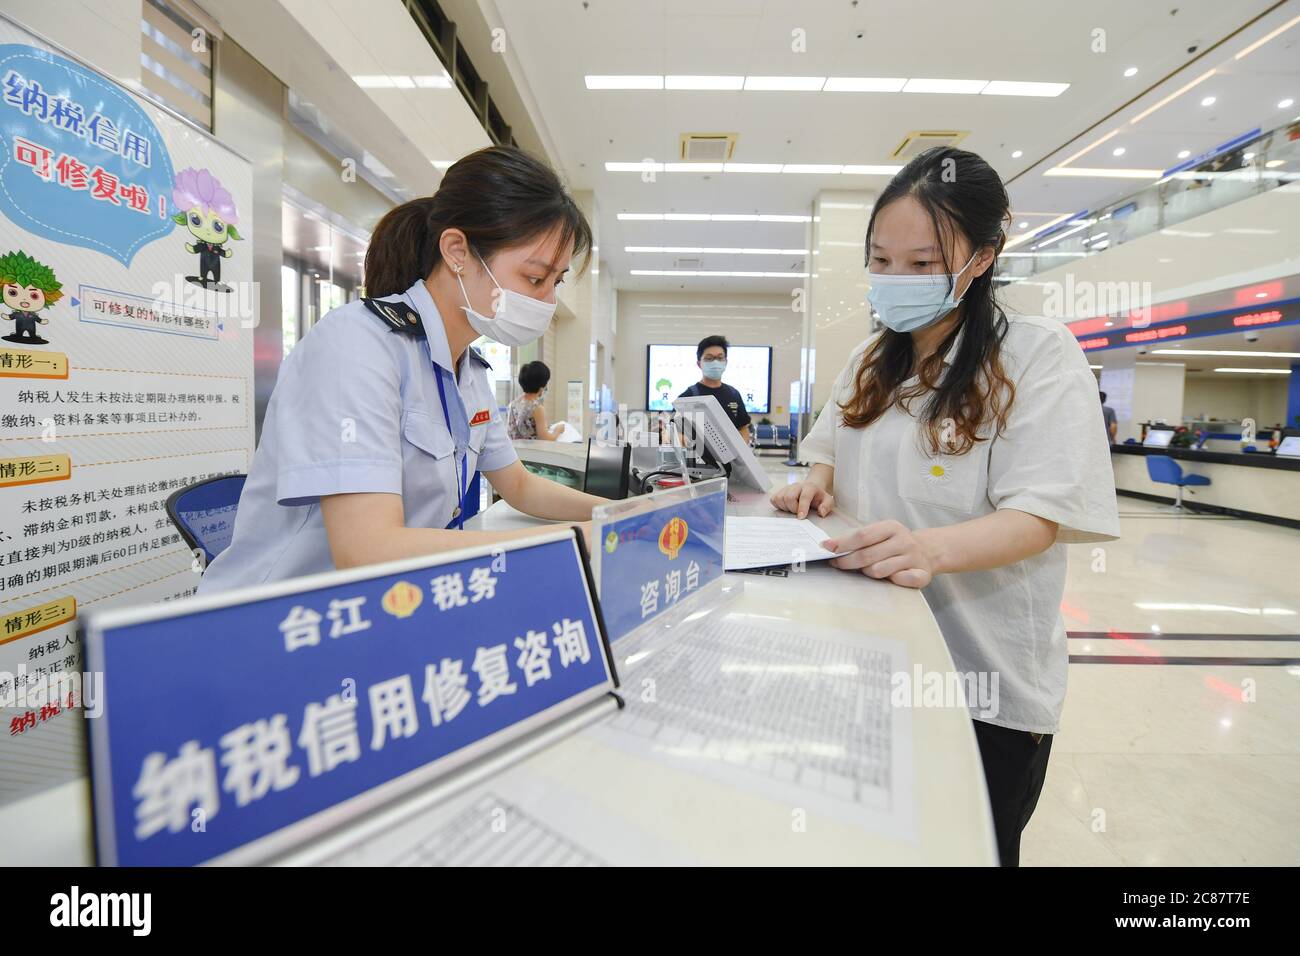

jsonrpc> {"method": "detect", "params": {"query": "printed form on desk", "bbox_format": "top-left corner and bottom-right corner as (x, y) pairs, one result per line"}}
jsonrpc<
(593, 613), (915, 840)
(320, 613), (915, 865)
(724, 515), (847, 570)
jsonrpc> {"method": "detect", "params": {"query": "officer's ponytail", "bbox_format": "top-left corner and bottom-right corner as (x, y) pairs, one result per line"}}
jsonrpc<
(364, 146), (592, 297)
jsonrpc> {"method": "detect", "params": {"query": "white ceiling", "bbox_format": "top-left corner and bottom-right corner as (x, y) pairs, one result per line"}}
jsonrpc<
(210, 0), (491, 201)
(487, 0), (1298, 293)
(1106, 323), (1300, 372)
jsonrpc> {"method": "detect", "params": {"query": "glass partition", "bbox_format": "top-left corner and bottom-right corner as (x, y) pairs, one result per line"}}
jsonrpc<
(999, 121), (1300, 282)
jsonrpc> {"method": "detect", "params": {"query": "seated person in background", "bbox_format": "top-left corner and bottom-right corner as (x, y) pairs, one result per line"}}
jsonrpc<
(678, 334), (752, 443)
(507, 360), (562, 440)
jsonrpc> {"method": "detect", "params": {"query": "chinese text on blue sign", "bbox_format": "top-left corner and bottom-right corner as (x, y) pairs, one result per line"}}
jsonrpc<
(84, 532), (616, 866)
(595, 480), (726, 641)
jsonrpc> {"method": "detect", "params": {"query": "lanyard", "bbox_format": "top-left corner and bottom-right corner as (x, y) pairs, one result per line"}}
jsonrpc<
(434, 366), (469, 530)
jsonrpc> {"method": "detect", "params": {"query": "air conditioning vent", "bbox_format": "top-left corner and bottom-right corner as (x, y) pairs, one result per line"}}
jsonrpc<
(680, 133), (737, 162)
(674, 257), (704, 270)
(891, 130), (968, 160)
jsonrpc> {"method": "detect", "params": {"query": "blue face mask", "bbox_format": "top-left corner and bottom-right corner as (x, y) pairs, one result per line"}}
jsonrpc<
(701, 359), (727, 380)
(867, 251), (979, 334)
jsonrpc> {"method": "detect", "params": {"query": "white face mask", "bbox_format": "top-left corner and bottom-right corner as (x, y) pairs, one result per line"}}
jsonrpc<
(456, 253), (557, 347)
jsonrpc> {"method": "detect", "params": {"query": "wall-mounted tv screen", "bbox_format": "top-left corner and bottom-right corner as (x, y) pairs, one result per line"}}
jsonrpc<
(646, 344), (772, 413)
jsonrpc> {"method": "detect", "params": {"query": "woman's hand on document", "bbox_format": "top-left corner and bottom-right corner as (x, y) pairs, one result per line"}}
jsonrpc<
(769, 479), (834, 520)
(822, 520), (934, 589)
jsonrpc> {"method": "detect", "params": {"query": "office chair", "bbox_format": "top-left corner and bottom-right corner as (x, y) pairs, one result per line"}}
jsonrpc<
(166, 474), (247, 568)
(1144, 455), (1209, 510)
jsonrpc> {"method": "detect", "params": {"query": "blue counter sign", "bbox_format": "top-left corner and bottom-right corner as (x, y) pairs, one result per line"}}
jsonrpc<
(84, 530), (617, 866)
(595, 480), (726, 641)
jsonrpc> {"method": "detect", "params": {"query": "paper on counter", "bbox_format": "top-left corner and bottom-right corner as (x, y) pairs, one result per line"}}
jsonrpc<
(590, 614), (916, 841)
(724, 515), (846, 570)
(555, 421), (583, 443)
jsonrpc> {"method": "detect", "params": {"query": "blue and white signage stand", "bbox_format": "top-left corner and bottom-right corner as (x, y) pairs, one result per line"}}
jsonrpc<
(591, 476), (728, 642)
(82, 528), (618, 866)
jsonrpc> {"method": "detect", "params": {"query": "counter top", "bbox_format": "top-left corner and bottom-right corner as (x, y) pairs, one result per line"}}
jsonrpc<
(436, 489), (998, 864)
(1112, 443), (1300, 472)
(0, 489), (997, 866)
(1111, 444), (1300, 527)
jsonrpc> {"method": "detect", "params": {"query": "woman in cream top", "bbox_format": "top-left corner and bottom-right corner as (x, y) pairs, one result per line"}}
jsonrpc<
(772, 147), (1118, 865)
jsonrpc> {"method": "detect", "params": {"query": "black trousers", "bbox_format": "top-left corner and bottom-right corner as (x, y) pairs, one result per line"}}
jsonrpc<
(972, 718), (1054, 867)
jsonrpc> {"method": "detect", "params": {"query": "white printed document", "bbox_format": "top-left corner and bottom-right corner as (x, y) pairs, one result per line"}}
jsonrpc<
(724, 515), (845, 570)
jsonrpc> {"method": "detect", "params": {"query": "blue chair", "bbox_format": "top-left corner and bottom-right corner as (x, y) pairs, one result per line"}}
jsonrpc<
(1145, 455), (1209, 509)
(166, 474), (247, 568)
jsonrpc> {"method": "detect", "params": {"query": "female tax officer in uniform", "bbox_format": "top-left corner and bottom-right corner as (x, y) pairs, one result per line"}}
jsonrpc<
(770, 147), (1119, 865)
(201, 146), (609, 593)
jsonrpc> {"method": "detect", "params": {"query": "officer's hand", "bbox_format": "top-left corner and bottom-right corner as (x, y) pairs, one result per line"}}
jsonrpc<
(185, 243), (196, 253)
(769, 480), (833, 519)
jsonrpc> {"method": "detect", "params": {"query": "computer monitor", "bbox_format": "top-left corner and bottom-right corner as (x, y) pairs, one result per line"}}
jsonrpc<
(1144, 429), (1175, 448)
(1275, 435), (1300, 459)
(583, 439), (631, 499)
(673, 394), (773, 492)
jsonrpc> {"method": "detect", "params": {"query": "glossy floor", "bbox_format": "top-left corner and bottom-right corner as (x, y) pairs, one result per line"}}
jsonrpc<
(758, 454), (1300, 866)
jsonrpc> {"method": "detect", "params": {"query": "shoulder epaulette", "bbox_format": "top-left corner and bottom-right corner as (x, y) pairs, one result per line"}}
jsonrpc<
(467, 346), (491, 369)
(362, 297), (423, 336)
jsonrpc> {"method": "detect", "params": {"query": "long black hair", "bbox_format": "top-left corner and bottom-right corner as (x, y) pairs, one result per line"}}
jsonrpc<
(364, 145), (592, 297)
(839, 146), (1015, 455)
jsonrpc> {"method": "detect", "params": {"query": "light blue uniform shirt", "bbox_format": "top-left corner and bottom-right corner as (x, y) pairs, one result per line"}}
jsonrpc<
(200, 279), (518, 593)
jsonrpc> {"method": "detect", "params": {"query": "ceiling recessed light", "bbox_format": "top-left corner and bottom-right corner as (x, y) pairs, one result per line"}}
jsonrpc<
(616, 211), (813, 223)
(1279, 98), (1295, 109)
(841, 164), (903, 175)
(823, 76), (907, 92)
(1112, 146), (1126, 156)
(605, 161), (663, 172)
(1265, 159), (1285, 168)
(1200, 95), (1216, 106)
(743, 76), (826, 91)
(630, 270), (811, 278)
(1177, 149), (1191, 159)
(722, 163), (784, 173)
(1011, 150), (1023, 158)
(625, 246), (809, 255)
(1153, 348), (1300, 358)
(665, 75), (745, 90)
(1017, 221), (1028, 228)
(1043, 167), (1162, 179)
(584, 75), (663, 90)
(903, 78), (989, 95)
(1124, 67), (1138, 77)
(981, 80), (1070, 97)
